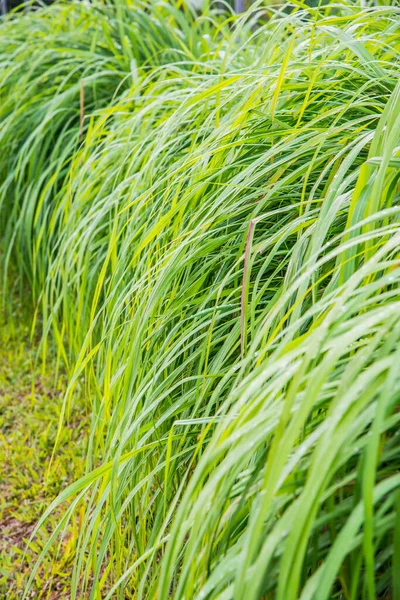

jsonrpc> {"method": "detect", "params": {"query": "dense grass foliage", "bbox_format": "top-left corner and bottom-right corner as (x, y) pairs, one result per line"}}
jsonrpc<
(0, 0), (221, 288)
(1, 1), (400, 599)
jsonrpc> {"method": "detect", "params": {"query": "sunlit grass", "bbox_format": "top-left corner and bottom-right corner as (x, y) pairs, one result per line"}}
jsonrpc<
(1, 1), (400, 598)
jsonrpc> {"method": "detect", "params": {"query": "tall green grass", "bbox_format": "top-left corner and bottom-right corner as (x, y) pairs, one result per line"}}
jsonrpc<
(0, 0), (222, 289)
(1, 1), (400, 598)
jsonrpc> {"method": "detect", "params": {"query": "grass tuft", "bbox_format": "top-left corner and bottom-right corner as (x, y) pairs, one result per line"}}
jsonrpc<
(1, 1), (400, 598)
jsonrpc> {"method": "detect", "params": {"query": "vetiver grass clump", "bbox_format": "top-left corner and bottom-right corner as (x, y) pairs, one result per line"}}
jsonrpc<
(0, 0), (223, 291)
(1, 1), (400, 599)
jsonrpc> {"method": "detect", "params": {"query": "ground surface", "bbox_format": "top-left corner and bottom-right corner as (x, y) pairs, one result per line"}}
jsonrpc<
(0, 276), (87, 599)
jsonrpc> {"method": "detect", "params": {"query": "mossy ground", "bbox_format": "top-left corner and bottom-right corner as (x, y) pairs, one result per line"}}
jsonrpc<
(0, 273), (87, 599)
